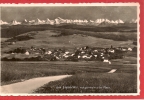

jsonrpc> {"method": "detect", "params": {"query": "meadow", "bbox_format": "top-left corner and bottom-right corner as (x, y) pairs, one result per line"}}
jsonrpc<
(1, 24), (137, 41)
(1, 29), (136, 55)
(34, 73), (137, 93)
(1, 57), (137, 93)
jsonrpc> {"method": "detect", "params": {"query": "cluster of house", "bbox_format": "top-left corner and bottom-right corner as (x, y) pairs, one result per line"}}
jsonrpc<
(6, 45), (133, 63)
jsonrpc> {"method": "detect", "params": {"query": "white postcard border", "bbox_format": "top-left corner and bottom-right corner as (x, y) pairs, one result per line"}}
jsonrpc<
(0, 3), (140, 96)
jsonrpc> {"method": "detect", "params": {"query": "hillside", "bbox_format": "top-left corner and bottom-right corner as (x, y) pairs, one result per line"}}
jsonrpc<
(1, 24), (137, 39)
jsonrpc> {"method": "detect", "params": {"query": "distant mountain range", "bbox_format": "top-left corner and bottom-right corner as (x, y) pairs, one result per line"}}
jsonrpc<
(0, 17), (137, 26)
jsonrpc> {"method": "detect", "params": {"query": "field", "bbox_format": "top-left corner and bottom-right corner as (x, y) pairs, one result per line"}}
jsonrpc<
(1, 24), (137, 40)
(1, 24), (138, 93)
(34, 73), (137, 93)
(1, 30), (136, 54)
(2, 58), (137, 93)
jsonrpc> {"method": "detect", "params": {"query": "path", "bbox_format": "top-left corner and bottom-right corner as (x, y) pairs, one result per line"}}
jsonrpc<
(107, 69), (117, 73)
(1, 75), (72, 93)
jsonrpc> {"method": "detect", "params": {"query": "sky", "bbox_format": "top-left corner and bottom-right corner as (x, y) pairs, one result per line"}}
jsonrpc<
(1, 6), (137, 22)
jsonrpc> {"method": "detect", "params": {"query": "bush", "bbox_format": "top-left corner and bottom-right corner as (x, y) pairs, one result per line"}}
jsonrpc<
(133, 41), (137, 45)
(133, 47), (137, 52)
(6, 35), (34, 42)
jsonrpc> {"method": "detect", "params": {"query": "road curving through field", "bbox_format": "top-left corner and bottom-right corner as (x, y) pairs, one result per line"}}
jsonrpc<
(1, 75), (72, 94)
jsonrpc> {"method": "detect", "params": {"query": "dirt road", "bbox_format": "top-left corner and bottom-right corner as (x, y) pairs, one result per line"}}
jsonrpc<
(1, 75), (72, 93)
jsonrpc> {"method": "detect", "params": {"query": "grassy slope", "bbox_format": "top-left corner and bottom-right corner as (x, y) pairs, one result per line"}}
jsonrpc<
(1, 58), (137, 92)
(1, 25), (54, 38)
(1, 30), (135, 54)
(57, 29), (137, 41)
(34, 73), (137, 93)
(1, 59), (137, 84)
(1, 25), (137, 41)
(1, 24), (137, 37)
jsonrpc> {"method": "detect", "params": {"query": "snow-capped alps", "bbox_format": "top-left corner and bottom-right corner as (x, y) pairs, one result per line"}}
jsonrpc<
(0, 20), (9, 25)
(11, 20), (21, 25)
(1, 17), (137, 26)
(0, 20), (8, 25)
(130, 19), (137, 23)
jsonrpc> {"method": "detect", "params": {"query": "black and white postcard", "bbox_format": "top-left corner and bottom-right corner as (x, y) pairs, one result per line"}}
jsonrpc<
(0, 3), (140, 96)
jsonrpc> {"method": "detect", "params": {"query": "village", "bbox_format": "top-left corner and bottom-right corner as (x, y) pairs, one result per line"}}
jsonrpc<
(3, 45), (134, 63)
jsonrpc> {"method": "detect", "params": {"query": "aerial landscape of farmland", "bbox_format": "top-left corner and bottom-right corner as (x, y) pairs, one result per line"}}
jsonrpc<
(1, 5), (138, 94)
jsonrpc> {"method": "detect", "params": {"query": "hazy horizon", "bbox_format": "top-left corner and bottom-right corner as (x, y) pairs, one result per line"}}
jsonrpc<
(1, 6), (137, 22)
